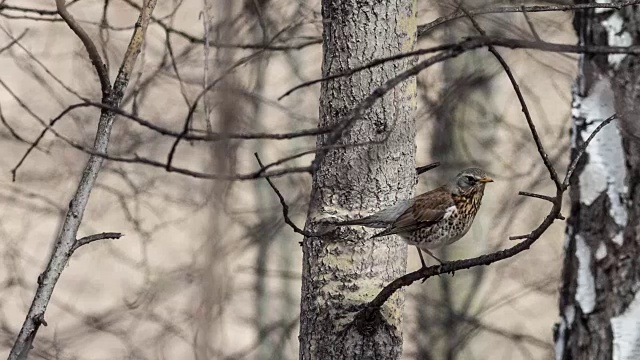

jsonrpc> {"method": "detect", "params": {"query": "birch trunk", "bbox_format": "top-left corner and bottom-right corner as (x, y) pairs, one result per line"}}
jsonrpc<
(298, 1), (417, 359)
(555, 3), (640, 359)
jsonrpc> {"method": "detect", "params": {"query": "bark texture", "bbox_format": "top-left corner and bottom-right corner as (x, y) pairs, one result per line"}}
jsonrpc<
(298, 1), (417, 359)
(556, 3), (640, 360)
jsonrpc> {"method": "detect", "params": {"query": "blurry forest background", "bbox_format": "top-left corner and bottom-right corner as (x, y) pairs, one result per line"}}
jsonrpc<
(0, 0), (583, 359)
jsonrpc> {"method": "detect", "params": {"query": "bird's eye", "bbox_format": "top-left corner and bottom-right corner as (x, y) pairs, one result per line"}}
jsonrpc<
(465, 175), (476, 183)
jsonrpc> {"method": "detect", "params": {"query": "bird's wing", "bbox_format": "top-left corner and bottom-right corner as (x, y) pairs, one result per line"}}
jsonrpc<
(373, 187), (454, 237)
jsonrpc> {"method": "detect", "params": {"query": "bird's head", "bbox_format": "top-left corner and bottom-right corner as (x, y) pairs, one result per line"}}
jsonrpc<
(449, 167), (493, 196)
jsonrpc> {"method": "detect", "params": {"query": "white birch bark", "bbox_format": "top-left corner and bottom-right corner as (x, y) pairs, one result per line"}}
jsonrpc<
(556, 4), (640, 359)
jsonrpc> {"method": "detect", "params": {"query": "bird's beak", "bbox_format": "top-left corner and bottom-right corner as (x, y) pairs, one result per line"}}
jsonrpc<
(479, 176), (494, 183)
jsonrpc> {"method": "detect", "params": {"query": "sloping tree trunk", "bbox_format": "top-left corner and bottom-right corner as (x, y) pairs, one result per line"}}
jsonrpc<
(298, 1), (417, 359)
(555, 3), (640, 359)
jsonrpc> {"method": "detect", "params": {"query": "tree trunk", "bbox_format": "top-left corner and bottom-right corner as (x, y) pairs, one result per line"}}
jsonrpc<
(298, 1), (417, 359)
(555, 3), (640, 359)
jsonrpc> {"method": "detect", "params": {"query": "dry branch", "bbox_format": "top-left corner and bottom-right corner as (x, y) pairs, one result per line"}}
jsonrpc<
(71, 232), (123, 253)
(55, 0), (110, 97)
(418, 1), (640, 37)
(281, 36), (640, 100)
(7, 1), (157, 358)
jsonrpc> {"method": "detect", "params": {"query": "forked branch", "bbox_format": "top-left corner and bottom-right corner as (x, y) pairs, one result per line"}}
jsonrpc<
(7, 1), (157, 359)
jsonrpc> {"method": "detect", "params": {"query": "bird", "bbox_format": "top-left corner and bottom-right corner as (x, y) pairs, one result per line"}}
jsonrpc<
(336, 168), (493, 268)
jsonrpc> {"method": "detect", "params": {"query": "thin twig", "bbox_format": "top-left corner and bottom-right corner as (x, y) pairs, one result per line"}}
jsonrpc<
(521, 5), (542, 41)
(0, 4), (58, 17)
(417, 1), (640, 38)
(162, 20), (310, 171)
(563, 114), (617, 188)
(518, 192), (565, 220)
(281, 36), (640, 100)
(278, 44), (452, 100)
(52, 101), (333, 141)
(71, 232), (123, 252)
(0, 25), (87, 101)
(55, 0), (111, 97)
(518, 191), (555, 203)
(9, 98), (328, 181)
(461, 7), (561, 189)
(509, 115), (615, 239)
(0, 29), (27, 54)
(254, 153), (316, 237)
(416, 162), (440, 175)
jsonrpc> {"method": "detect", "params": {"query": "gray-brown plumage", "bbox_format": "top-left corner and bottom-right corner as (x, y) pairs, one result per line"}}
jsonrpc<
(337, 168), (493, 267)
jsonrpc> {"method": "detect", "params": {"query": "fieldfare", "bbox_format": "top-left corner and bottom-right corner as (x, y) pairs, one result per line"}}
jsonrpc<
(337, 168), (493, 268)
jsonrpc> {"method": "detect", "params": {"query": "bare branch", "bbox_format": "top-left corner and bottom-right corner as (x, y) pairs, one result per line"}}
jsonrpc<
(278, 44), (451, 100)
(416, 162), (440, 175)
(518, 192), (565, 220)
(282, 36), (640, 100)
(165, 44), (275, 171)
(521, 5), (542, 41)
(71, 232), (123, 253)
(461, 7), (561, 188)
(60, 101), (333, 141)
(518, 191), (555, 203)
(255, 153), (316, 238)
(55, 0), (111, 97)
(0, 29), (27, 54)
(7, 1), (157, 358)
(563, 114), (618, 188)
(418, 1), (640, 38)
(15, 117), (315, 180)
(0, 4), (58, 17)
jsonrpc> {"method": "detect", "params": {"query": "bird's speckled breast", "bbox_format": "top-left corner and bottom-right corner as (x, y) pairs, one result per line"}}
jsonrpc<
(405, 188), (484, 250)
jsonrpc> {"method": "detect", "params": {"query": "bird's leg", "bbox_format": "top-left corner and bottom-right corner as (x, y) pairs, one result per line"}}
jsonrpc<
(421, 248), (443, 264)
(418, 248), (444, 283)
(416, 247), (427, 269)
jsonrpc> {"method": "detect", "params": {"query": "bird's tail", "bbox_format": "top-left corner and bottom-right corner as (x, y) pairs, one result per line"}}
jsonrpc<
(335, 217), (372, 227)
(335, 215), (394, 229)
(335, 201), (411, 229)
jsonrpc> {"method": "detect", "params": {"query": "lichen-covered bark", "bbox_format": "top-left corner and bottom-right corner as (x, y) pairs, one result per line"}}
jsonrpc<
(555, 3), (640, 360)
(298, 1), (417, 359)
